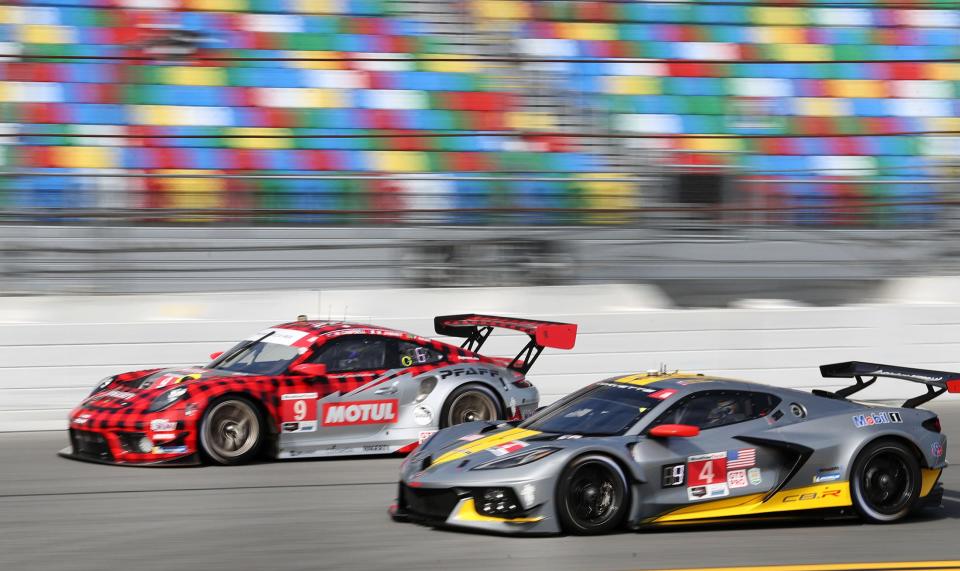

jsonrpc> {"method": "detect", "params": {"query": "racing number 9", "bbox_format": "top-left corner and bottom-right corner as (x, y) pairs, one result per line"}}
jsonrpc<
(293, 400), (307, 421)
(281, 392), (319, 429)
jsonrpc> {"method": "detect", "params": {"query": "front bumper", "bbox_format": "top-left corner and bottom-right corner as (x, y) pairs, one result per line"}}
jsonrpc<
(390, 482), (560, 535)
(62, 408), (200, 466)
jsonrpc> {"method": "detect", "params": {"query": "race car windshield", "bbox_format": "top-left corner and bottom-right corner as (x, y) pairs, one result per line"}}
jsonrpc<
(212, 340), (301, 375)
(520, 382), (661, 436)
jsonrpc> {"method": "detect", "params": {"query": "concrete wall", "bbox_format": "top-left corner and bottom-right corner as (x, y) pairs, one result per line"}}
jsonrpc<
(3, 282), (959, 432)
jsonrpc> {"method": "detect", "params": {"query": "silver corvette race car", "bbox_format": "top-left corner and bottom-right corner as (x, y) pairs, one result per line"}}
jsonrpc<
(391, 362), (953, 534)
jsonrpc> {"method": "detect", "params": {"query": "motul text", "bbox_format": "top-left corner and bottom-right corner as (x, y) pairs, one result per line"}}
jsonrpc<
(322, 400), (399, 426)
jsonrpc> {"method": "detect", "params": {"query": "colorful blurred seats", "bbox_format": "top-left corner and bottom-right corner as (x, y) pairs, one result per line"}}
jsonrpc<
(497, 0), (958, 224)
(0, 0), (956, 224)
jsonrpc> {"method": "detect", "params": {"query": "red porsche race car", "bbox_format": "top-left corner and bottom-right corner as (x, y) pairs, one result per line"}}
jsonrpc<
(60, 314), (577, 466)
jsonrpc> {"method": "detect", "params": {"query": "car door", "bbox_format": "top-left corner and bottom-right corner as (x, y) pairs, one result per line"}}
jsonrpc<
(285, 334), (398, 451)
(632, 390), (785, 519)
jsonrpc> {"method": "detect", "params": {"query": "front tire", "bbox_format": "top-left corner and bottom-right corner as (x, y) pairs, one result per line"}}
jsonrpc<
(850, 439), (921, 523)
(440, 384), (502, 428)
(556, 455), (629, 535)
(199, 396), (264, 465)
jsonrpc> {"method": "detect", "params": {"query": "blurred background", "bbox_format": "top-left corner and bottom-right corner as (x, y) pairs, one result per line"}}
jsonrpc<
(0, 0), (959, 429)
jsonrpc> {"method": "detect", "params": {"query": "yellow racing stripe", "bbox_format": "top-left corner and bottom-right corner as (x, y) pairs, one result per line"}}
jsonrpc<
(653, 482), (851, 523)
(643, 562), (960, 571)
(430, 427), (541, 467)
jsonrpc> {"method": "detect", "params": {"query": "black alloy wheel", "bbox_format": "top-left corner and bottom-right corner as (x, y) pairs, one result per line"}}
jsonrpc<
(850, 439), (921, 523)
(556, 455), (629, 534)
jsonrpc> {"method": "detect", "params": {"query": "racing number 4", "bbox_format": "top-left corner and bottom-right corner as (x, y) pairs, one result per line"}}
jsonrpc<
(687, 453), (727, 487)
(699, 460), (714, 483)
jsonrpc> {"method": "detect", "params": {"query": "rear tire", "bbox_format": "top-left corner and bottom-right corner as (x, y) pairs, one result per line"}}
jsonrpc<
(556, 455), (629, 535)
(439, 384), (502, 428)
(850, 439), (921, 523)
(199, 396), (264, 466)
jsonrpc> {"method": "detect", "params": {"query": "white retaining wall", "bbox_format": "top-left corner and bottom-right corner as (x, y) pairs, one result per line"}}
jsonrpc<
(3, 282), (959, 432)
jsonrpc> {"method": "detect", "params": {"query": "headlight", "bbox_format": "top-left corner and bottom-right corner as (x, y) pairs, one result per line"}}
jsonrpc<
(89, 376), (115, 397)
(471, 447), (559, 470)
(415, 376), (437, 403)
(146, 387), (189, 413)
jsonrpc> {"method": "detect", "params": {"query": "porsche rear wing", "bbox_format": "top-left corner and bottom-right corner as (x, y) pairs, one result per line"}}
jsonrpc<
(819, 361), (960, 408)
(435, 314), (577, 374)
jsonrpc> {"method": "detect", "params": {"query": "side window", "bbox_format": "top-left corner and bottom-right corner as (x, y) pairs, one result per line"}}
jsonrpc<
(654, 391), (780, 430)
(311, 336), (388, 373)
(397, 340), (444, 367)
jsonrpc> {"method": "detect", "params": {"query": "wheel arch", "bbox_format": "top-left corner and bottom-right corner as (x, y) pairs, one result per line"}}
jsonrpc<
(200, 390), (278, 443)
(847, 432), (930, 474)
(441, 380), (508, 418)
(858, 433), (927, 468)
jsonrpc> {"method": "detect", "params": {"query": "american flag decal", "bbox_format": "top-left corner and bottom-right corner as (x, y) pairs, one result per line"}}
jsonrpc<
(490, 441), (529, 457)
(727, 448), (756, 469)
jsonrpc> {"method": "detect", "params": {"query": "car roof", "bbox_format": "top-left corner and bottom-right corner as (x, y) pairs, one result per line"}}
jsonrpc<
(603, 371), (770, 394)
(271, 320), (457, 350)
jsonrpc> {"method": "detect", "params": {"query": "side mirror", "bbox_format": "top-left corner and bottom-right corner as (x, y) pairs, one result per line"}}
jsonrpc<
(291, 363), (327, 376)
(648, 424), (700, 438)
(209, 351), (223, 360)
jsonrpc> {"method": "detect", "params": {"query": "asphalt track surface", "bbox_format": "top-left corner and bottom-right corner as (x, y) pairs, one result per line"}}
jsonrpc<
(3, 404), (960, 571)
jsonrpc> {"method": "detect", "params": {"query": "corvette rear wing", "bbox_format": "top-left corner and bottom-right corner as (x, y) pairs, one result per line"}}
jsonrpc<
(819, 361), (960, 408)
(434, 314), (577, 374)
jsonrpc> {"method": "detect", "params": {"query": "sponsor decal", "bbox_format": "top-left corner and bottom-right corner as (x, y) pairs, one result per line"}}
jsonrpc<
(688, 452), (727, 487)
(727, 469), (748, 489)
(413, 405), (433, 426)
(599, 381), (654, 392)
(281, 392), (319, 432)
(688, 483), (729, 501)
(321, 399), (398, 426)
(872, 368), (945, 382)
(932, 441), (944, 458)
(727, 448), (756, 469)
(557, 434), (583, 440)
(782, 488), (842, 503)
(363, 445), (389, 453)
(245, 328), (310, 346)
(151, 433), (176, 441)
(438, 367), (501, 380)
(662, 463), (686, 488)
(814, 467), (842, 483)
(748, 467), (762, 486)
(153, 445), (188, 454)
(418, 430), (437, 444)
(649, 389), (678, 400)
(459, 434), (485, 442)
(852, 411), (903, 428)
(73, 414), (92, 425)
(184, 403), (199, 417)
(489, 441), (529, 457)
(687, 452), (728, 500)
(153, 373), (201, 389)
(150, 419), (177, 432)
(104, 389), (136, 401)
